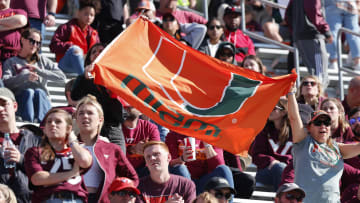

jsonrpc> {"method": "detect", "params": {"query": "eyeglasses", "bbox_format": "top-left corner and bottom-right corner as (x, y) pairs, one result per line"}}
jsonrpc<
(111, 190), (137, 198)
(285, 193), (303, 202)
(313, 119), (331, 127)
(350, 117), (360, 125)
(26, 37), (41, 47)
(273, 105), (284, 111)
(302, 81), (316, 86)
(214, 191), (232, 200)
(209, 25), (222, 30)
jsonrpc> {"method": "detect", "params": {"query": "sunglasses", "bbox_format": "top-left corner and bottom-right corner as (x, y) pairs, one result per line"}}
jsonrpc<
(350, 117), (360, 125)
(214, 191), (232, 200)
(285, 193), (303, 202)
(302, 81), (316, 86)
(209, 25), (222, 30)
(163, 17), (175, 22)
(273, 105), (284, 111)
(219, 52), (233, 57)
(313, 119), (331, 127)
(111, 190), (137, 198)
(26, 37), (41, 47)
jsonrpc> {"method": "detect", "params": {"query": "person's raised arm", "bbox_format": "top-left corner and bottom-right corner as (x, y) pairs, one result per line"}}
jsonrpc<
(338, 143), (360, 159)
(288, 86), (307, 143)
(31, 162), (80, 186)
(0, 14), (27, 32)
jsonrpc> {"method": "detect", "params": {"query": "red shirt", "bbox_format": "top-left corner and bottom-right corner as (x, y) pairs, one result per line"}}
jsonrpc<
(156, 9), (207, 24)
(224, 29), (255, 63)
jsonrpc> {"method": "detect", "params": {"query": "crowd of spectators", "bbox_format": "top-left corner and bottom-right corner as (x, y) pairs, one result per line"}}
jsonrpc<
(1, 0), (360, 202)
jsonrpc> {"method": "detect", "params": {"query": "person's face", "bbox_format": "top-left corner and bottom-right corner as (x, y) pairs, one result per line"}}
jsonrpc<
(301, 78), (318, 98)
(109, 190), (137, 203)
(276, 191), (304, 203)
(0, 0), (10, 10)
(22, 32), (41, 54)
(223, 13), (241, 31)
(350, 111), (360, 137)
(209, 188), (232, 203)
(207, 19), (223, 41)
(76, 104), (103, 134)
(124, 107), (142, 122)
(308, 116), (331, 143)
(144, 145), (170, 173)
(218, 48), (234, 64)
(162, 16), (178, 34)
(243, 59), (261, 73)
(77, 7), (95, 26)
(160, 0), (177, 13)
(321, 101), (339, 126)
(89, 45), (104, 63)
(269, 105), (286, 122)
(44, 112), (71, 141)
(0, 98), (17, 125)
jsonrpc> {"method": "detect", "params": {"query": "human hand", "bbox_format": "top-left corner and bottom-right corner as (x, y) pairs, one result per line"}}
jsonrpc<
(182, 145), (195, 162)
(3, 146), (21, 163)
(84, 64), (94, 79)
(44, 15), (56, 27)
(28, 72), (39, 82)
(165, 193), (184, 203)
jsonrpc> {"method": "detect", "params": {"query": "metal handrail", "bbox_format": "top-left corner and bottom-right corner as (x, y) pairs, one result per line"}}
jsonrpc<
(337, 27), (360, 100)
(240, 0), (300, 85)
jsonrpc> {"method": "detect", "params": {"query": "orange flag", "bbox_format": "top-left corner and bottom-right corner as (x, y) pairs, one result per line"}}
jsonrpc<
(93, 17), (297, 155)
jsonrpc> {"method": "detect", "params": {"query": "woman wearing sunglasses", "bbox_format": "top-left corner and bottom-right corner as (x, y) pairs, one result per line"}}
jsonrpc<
(296, 75), (325, 111)
(2, 28), (66, 123)
(288, 86), (360, 202)
(198, 18), (224, 57)
(250, 98), (292, 191)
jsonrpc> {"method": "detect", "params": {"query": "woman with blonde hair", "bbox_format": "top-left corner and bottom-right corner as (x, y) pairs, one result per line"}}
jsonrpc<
(296, 75), (325, 110)
(24, 108), (92, 203)
(250, 98), (293, 191)
(320, 98), (354, 143)
(75, 95), (138, 203)
(0, 184), (17, 203)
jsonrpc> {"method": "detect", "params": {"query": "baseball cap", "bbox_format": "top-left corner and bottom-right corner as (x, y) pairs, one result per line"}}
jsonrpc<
(308, 110), (331, 124)
(204, 177), (236, 194)
(221, 44), (235, 53)
(136, 0), (151, 11)
(276, 183), (305, 198)
(108, 177), (140, 195)
(224, 6), (241, 16)
(0, 88), (15, 102)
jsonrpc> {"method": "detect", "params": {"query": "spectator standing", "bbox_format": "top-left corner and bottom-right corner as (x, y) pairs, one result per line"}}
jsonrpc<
(342, 76), (360, 116)
(108, 177), (141, 203)
(0, 0), (27, 77)
(122, 105), (160, 177)
(285, 0), (333, 88)
(275, 183), (305, 203)
(24, 108), (92, 203)
(71, 43), (127, 153)
(324, 0), (360, 71)
(0, 87), (41, 203)
(138, 141), (196, 202)
(203, 177), (236, 203)
(11, 0), (56, 39)
(50, 0), (100, 75)
(3, 28), (66, 123)
(222, 6), (255, 63)
(156, 0), (207, 24)
(75, 95), (139, 203)
(198, 17), (225, 57)
(250, 99), (293, 191)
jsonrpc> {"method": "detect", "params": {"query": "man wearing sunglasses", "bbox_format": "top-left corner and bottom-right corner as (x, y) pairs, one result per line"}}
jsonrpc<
(204, 177), (236, 203)
(108, 177), (140, 203)
(349, 107), (360, 139)
(275, 183), (305, 203)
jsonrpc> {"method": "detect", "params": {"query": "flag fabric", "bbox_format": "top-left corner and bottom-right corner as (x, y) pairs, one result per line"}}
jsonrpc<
(93, 17), (297, 155)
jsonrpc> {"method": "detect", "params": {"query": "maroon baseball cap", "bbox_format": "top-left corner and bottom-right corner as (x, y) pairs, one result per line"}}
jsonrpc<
(308, 110), (331, 125)
(108, 177), (140, 195)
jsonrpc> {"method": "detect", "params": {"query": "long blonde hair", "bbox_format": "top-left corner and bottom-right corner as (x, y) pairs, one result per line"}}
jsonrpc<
(268, 98), (290, 146)
(40, 108), (73, 162)
(0, 184), (16, 203)
(320, 98), (349, 133)
(75, 94), (104, 135)
(297, 75), (323, 107)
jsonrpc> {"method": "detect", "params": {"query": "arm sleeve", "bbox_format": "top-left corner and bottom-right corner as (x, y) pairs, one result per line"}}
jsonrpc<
(2, 59), (30, 90)
(184, 180), (197, 202)
(147, 121), (161, 141)
(24, 147), (43, 181)
(249, 132), (276, 169)
(181, 23), (207, 49)
(165, 131), (182, 160)
(206, 147), (225, 173)
(304, 0), (330, 36)
(35, 56), (66, 82)
(115, 146), (139, 186)
(185, 11), (207, 24)
(49, 22), (73, 54)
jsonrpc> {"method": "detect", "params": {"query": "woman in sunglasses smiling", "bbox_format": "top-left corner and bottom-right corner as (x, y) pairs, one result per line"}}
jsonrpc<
(2, 28), (66, 123)
(198, 18), (224, 57)
(296, 75), (325, 111)
(288, 86), (360, 203)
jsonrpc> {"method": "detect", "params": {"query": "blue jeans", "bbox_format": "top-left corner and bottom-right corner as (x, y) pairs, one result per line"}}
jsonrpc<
(325, 3), (360, 60)
(58, 45), (85, 75)
(0, 79), (4, 87)
(151, 120), (169, 142)
(255, 162), (287, 191)
(29, 18), (45, 42)
(169, 164), (192, 179)
(15, 88), (51, 122)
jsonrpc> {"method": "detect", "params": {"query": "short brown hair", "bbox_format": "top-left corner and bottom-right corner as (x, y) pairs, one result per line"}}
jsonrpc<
(143, 141), (169, 153)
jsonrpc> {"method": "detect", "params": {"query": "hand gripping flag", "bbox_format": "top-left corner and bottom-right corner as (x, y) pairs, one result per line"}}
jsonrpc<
(92, 17), (297, 155)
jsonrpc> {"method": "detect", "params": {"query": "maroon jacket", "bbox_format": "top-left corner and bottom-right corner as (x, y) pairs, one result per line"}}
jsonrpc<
(250, 124), (293, 170)
(91, 137), (139, 203)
